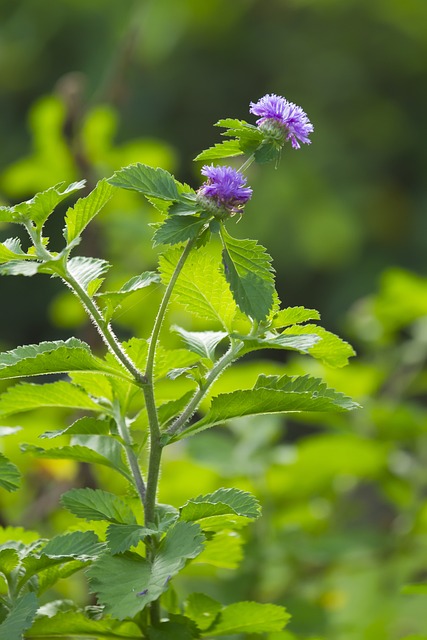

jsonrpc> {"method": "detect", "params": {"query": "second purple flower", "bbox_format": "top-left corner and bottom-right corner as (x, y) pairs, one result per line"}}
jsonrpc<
(197, 165), (253, 217)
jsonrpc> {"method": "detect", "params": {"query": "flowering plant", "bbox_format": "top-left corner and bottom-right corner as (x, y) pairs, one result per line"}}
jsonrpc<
(0, 95), (357, 639)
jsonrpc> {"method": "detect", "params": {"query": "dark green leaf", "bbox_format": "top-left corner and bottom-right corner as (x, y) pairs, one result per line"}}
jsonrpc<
(184, 593), (222, 632)
(221, 227), (275, 321)
(0, 453), (21, 492)
(42, 531), (103, 559)
(109, 164), (180, 201)
(106, 524), (157, 555)
(0, 592), (38, 640)
(153, 216), (206, 246)
(65, 179), (114, 244)
(61, 488), (136, 524)
(147, 615), (200, 640)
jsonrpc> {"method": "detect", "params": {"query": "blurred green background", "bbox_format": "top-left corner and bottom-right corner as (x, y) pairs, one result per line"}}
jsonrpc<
(1, 1), (427, 638)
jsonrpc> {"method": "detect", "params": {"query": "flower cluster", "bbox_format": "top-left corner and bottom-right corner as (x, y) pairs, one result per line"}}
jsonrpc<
(250, 93), (313, 149)
(197, 165), (253, 218)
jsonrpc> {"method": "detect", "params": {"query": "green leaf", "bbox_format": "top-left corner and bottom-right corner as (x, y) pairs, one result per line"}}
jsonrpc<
(157, 392), (194, 428)
(0, 260), (41, 277)
(42, 531), (104, 559)
(194, 140), (244, 162)
(159, 247), (237, 330)
(0, 338), (130, 381)
(106, 524), (157, 555)
(282, 324), (355, 367)
(147, 615), (199, 640)
(182, 488), (260, 520)
(172, 326), (227, 361)
(26, 611), (143, 639)
(23, 438), (131, 481)
(177, 375), (358, 439)
(153, 216), (206, 246)
(40, 416), (111, 439)
(0, 592), (38, 640)
(61, 488), (136, 524)
(88, 522), (204, 619)
(195, 530), (243, 569)
(207, 601), (290, 636)
(215, 118), (252, 130)
(0, 381), (102, 416)
(96, 272), (161, 322)
(0, 548), (20, 576)
(108, 164), (180, 201)
(65, 179), (114, 244)
(236, 332), (320, 356)
(0, 238), (28, 264)
(221, 227), (275, 321)
(68, 256), (111, 292)
(4, 181), (85, 230)
(271, 306), (321, 328)
(184, 593), (222, 632)
(0, 453), (21, 492)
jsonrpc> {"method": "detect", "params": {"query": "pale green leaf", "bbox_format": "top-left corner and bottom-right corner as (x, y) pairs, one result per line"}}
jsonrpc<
(0, 381), (102, 416)
(236, 332), (320, 356)
(65, 179), (114, 244)
(172, 326), (227, 361)
(282, 324), (355, 367)
(158, 391), (194, 428)
(106, 524), (157, 555)
(184, 593), (222, 631)
(40, 416), (111, 439)
(0, 453), (21, 492)
(159, 247), (237, 330)
(147, 615), (199, 639)
(68, 256), (110, 292)
(42, 531), (103, 559)
(0, 592), (38, 640)
(154, 346), (200, 380)
(195, 530), (244, 569)
(0, 548), (20, 576)
(221, 227), (275, 321)
(207, 601), (290, 636)
(153, 215), (206, 246)
(26, 611), (143, 639)
(0, 260), (40, 276)
(0, 338), (129, 381)
(0, 238), (28, 264)
(96, 272), (161, 321)
(194, 140), (244, 162)
(271, 306), (321, 328)
(61, 488), (136, 524)
(108, 164), (180, 201)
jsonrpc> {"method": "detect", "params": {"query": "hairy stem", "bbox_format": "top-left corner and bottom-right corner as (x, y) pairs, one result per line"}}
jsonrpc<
(113, 402), (146, 504)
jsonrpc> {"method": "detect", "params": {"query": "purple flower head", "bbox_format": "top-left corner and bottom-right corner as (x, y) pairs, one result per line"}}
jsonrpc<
(197, 165), (252, 217)
(250, 94), (314, 149)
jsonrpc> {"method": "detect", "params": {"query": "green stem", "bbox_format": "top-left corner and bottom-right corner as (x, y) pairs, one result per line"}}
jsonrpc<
(167, 341), (243, 437)
(238, 153), (255, 173)
(63, 268), (147, 386)
(113, 402), (146, 504)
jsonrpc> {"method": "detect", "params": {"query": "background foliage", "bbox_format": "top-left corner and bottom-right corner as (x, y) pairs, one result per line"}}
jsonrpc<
(1, 1), (427, 638)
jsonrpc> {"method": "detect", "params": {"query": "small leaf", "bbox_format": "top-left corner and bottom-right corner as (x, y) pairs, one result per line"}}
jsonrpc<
(0, 381), (102, 416)
(97, 272), (161, 321)
(0, 548), (20, 576)
(182, 488), (260, 520)
(158, 391), (194, 428)
(42, 531), (104, 559)
(109, 164), (180, 201)
(107, 524), (157, 555)
(40, 416), (111, 439)
(236, 332), (320, 356)
(0, 453), (21, 492)
(282, 324), (355, 367)
(195, 530), (243, 570)
(26, 611), (144, 639)
(208, 601), (290, 636)
(194, 140), (244, 162)
(0, 592), (39, 640)
(68, 256), (111, 292)
(184, 593), (222, 632)
(0, 238), (28, 264)
(172, 326), (227, 361)
(147, 615), (199, 640)
(65, 178), (114, 244)
(221, 227), (275, 321)
(61, 488), (137, 524)
(271, 306), (321, 328)
(153, 216), (206, 246)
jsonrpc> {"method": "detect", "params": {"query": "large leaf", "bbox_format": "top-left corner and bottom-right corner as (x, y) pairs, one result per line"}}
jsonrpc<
(88, 522), (204, 619)
(108, 164), (180, 201)
(175, 374), (359, 439)
(221, 227), (275, 321)
(153, 215), (206, 246)
(3, 181), (85, 230)
(0, 338), (130, 381)
(65, 178), (114, 244)
(207, 601), (290, 636)
(26, 611), (143, 639)
(159, 247), (237, 330)
(282, 324), (355, 367)
(0, 453), (21, 492)
(0, 380), (102, 417)
(61, 488), (136, 524)
(0, 592), (38, 640)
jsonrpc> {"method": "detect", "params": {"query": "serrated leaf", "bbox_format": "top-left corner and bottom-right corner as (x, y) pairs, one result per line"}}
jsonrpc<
(271, 306), (321, 328)
(42, 531), (103, 559)
(183, 488), (260, 520)
(106, 524), (157, 555)
(194, 140), (244, 162)
(215, 118), (252, 130)
(282, 324), (355, 367)
(158, 391), (194, 428)
(0, 238), (28, 264)
(61, 488), (136, 524)
(88, 522), (204, 619)
(68, 256), (111, 292)
(236, 332), (320, 356)
(177, 376), (358, 439)
(208, 601), (290, 636)
(0, 381), (102, 416)
(0, 548), (20, 575)
(0, 453), (21, 492)
(36, 560), (86, 595)
(109, 164), (180, 201)
(184, 593), (222, 632)
(65, 179), (114, 244)
(40, 416), (111, 439)
(154, 346), (200, 380)
(0, 260), (41, 276)
(0, 338), (130, 381)
(172, 326), (227, 361)
(26, 611), (143, 639)
(221, 227), (275, 321)
(153, 215), (206, 246)
(6, 181), (85, 230)
(159, 247), (237, 330)
(0, 592), (38, 640)
(96, 272), (161, 322)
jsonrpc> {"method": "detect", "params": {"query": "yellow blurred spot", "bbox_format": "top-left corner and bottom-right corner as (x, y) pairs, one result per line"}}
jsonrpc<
(320, 589), (348, 611)
(36, 458), (77, 480)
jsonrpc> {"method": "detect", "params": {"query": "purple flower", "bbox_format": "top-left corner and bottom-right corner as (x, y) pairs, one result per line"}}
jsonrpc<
(198, 165), (252, 216)
(250, 94), (314, 149)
